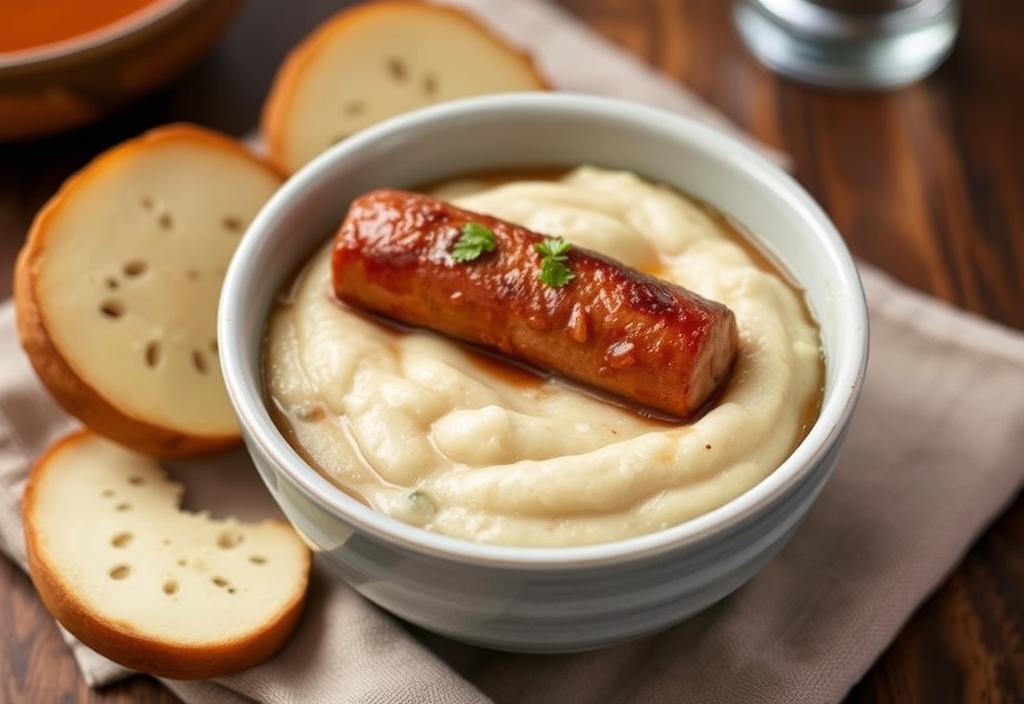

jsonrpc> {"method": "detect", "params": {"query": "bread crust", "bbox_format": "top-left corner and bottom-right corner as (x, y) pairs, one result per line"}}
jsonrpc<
(262, 0), (551, 174)
(22, 430), (311, 680)
(14, 124), (282, 458)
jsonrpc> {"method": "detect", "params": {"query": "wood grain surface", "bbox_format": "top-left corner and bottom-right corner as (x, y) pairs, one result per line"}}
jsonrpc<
(1, 0), (1021, 702)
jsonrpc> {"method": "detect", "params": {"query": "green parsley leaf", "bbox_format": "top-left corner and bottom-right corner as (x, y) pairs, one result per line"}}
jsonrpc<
(534, 237), (575, 288)
(539, 257), (576, 288)
(452, 222), (497, 263)
(534, 237), (572, 261)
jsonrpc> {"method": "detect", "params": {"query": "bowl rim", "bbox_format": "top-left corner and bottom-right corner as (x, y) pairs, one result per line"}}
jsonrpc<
(0, 0), (193, 70)
(219, 92), (869, 569)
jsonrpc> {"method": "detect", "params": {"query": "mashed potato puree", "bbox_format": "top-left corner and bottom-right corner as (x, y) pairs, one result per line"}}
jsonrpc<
(264, 167), (823, 546)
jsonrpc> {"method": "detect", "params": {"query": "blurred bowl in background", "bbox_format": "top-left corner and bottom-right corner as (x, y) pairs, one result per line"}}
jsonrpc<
(0, 0), (243, 142)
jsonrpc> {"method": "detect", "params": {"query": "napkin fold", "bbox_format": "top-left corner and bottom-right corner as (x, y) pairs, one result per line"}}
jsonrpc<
(2, 1), (1023, 703)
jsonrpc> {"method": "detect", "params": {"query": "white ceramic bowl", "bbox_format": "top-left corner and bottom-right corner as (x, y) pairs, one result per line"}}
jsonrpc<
(219, 93), (868, 652)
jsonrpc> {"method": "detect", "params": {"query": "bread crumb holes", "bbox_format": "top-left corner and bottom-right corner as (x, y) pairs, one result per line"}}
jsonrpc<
(145, 341), (161, 368)
(99, 299), (124, 319)
(115, 502), (131, 512)
(109, 564), (131, 579)
(218, 531), (243, 549)
(111, 532), (132, 548)
(192, 350), (208, 374)
(386, 57), (407, 81)
(249, 555), (266, 565)
(422, 73), (438, 96)
(163, 580), (179, 595)
(123, 259), (147, 277)
(222, 216), (242, 232)
(158, 212), (174, 230)
(128, 475), (145, 486)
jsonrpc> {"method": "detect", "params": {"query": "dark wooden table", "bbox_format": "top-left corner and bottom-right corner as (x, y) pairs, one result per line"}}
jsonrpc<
(2, 1), (1022, 702)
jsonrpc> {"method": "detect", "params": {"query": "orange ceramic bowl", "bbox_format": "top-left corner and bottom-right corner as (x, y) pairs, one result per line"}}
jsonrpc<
(0, 0), (242, 142)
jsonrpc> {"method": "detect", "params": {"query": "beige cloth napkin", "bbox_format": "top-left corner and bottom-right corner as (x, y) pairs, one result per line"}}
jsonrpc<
(2, 1), (1023, 702)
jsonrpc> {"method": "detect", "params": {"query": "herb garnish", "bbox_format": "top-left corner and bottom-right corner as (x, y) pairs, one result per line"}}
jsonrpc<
(535, 237), (575, 288)
(452, 222), (497, 263)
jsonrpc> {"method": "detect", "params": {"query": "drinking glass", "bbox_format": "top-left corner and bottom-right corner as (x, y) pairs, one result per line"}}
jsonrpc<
(733, 0), (961, 89)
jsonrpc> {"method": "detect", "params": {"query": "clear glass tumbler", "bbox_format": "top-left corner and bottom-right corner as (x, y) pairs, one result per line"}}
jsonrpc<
(732, 0), (961, 89)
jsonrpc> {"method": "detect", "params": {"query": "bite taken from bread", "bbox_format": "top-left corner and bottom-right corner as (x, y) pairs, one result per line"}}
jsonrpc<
(15, 125), (283, 457)
(23, 430), (311, 680)
(262, 0), (549, 174)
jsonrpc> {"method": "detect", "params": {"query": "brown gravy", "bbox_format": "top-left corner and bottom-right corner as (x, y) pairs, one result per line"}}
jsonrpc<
(462, 346), (545, 389)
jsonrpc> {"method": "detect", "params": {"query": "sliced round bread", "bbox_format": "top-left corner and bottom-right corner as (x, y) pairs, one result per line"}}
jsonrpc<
(262, 0), (548, 173)
(15, 125), (282, 457)
(23, 430), (311, 680)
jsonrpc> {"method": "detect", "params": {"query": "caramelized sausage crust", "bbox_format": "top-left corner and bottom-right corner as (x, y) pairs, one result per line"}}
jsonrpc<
(332, 189), (737, 417)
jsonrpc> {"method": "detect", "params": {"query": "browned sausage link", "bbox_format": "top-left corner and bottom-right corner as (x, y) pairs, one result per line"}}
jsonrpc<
(332, 189), (738, 418)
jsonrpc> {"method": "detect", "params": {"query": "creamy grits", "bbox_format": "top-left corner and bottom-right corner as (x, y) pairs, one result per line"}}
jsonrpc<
(263, 167), (823, 546)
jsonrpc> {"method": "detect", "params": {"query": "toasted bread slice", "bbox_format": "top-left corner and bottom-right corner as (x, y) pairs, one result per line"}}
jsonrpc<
(23, 430), (311, 680)
(263, 0), (548, 173)
(15, 125), (282, 457)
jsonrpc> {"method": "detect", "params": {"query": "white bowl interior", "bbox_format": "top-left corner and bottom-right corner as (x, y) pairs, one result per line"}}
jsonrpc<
(220, 93), (867, 566)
